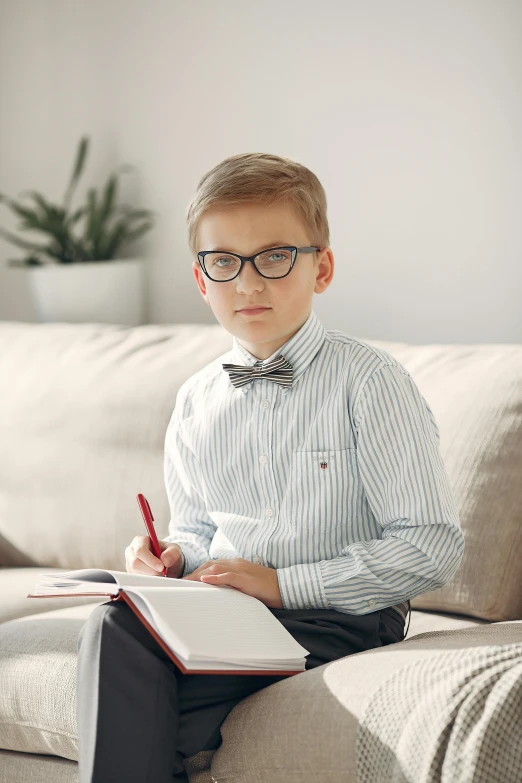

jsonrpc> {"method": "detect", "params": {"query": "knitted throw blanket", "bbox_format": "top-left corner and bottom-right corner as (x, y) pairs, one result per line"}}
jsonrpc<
(356, 641), (522, 783)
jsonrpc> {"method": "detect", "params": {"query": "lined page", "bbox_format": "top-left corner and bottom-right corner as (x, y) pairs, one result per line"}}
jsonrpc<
(127, 585), (310, 663)
(36, 568), (213, 591)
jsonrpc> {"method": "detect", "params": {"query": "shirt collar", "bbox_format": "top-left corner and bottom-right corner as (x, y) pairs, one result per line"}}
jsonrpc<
(227, 308), (327, 393)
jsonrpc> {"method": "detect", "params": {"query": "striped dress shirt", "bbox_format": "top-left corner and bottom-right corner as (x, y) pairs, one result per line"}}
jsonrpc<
(163, 308), (465, 619)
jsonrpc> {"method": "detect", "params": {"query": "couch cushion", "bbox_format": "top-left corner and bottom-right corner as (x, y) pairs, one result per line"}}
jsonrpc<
(0, 747), (216, 783)
(0, 749), (78, 783)
(210, 620), (522, 783)
(0, 601), (488, 761)
(405, 607), (489, 639)
(0, 603), (103, 761)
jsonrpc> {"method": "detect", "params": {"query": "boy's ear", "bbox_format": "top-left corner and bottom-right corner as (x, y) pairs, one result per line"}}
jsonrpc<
(192, 260), (211, 305)
(314, 248), (334, 293)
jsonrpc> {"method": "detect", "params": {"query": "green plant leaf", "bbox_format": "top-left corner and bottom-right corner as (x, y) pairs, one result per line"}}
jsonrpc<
(97, 217), (128, 259)
(0, 226), (49, 252)
(19, 193), (71, 237)
(65, 206), (87, 228)
(0, 192), (42, 227)
(85, 188), (104, 258)
(63, 136), (89, 211)
(99, 174), (117, 228)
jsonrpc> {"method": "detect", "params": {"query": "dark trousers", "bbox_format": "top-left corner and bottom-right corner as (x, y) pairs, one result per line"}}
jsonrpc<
(76, 599), (406, 783)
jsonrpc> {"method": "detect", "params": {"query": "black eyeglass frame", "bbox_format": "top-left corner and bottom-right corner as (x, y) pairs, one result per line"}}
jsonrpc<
(197, 245), (322, 282)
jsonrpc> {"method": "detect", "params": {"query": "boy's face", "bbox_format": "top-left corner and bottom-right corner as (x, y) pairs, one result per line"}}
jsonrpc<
(192, 201), (334, 360)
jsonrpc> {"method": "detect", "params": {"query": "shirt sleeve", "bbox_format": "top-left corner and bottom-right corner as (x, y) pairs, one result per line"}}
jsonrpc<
(276, 363), (465, 614)
(162, 389), (217, 577)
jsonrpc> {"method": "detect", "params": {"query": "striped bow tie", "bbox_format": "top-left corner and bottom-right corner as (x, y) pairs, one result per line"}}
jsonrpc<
(222, 354), (294, 389)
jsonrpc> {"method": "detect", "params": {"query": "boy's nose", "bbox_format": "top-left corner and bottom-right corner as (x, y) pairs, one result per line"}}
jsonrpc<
(236, 260), (265, 287)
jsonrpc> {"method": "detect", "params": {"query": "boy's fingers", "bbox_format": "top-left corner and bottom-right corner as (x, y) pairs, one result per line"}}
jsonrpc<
(133, 544), (164, 572)
(125, 539), (164, 575)
(129, 554), (162, 575)
(161, 546), (182, 567)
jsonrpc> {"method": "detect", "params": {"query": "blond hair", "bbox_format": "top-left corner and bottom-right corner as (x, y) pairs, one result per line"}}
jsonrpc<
(185, 153), (330, 257)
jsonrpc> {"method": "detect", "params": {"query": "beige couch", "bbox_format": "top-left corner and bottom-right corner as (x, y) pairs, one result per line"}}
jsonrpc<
(0, 319), (520, 783)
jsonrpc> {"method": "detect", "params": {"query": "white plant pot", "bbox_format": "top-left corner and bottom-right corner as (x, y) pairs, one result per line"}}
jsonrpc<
(26, 258), (146, 325)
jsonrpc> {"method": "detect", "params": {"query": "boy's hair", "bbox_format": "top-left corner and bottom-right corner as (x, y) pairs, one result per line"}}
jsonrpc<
(186, 153), (330, 258)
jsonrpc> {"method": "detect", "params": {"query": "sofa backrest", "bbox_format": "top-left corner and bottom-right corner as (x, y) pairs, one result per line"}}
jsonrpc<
(0, 320), (232, 572)
(0, 320), (520, 622)
(365, 336), (522, 622)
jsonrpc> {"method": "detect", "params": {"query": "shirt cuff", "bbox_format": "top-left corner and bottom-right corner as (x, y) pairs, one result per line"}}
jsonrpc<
(276, 561), (330, 610)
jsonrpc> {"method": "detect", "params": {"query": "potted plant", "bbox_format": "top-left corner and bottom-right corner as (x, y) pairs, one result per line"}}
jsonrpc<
(0, 135), (157, 325)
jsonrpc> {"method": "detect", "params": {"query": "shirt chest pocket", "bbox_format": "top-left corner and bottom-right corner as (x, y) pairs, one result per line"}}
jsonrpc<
(286, 448), (359, 532)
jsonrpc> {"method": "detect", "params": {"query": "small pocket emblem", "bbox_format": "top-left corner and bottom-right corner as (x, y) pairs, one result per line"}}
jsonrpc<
(320, 460), (328, 469)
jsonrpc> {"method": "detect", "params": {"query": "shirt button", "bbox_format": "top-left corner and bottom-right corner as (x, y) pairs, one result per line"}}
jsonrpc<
(262, 400), (269, 409)
(368, 598), (376, 607)
(266, 507), (273, 517)
(253, 555), (261, 564)
(259, 455), (267, 464)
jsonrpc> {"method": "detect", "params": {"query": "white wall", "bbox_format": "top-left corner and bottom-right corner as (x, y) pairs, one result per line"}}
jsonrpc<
(0, 0), (520, 343)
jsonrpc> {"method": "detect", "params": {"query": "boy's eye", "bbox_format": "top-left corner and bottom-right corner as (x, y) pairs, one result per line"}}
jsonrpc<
(214, 256), (235, 267)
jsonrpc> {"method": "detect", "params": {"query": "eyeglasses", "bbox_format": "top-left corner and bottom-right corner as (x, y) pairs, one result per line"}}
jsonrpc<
(197, 245), (321, 282)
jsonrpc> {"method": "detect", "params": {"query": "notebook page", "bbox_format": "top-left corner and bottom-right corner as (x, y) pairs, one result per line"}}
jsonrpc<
(127, 585), (309, 663)
(37, 569), (213, 591)
(30, 580), (120, 596)
(115, 592), (305, 672)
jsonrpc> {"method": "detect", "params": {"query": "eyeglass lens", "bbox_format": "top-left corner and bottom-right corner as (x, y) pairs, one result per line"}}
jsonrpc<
(203, 248), (293, 280)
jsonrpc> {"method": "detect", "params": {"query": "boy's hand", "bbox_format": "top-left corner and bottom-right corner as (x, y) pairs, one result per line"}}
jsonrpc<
(125, 536), (185, 579)
(181, 557), (284, 609)
(158, 540), (186, 578)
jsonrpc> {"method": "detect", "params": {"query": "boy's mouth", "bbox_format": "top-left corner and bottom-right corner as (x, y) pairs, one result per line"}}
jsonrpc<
(236, 306), (271, 315)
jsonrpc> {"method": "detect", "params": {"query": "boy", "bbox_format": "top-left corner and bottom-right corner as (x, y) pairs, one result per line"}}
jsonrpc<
(76, 153), (465, 783)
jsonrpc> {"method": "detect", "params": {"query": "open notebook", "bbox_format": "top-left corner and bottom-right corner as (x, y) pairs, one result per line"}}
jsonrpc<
(27, 569), (310, 675)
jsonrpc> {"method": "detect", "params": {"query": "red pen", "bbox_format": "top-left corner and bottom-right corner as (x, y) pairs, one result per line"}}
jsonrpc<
(136, 493), (167, 577)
